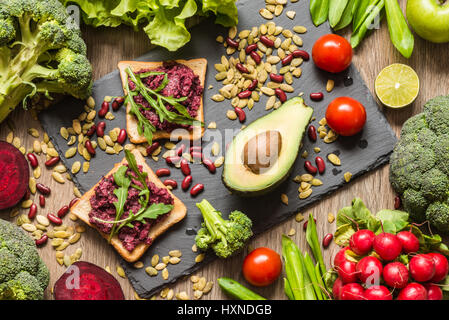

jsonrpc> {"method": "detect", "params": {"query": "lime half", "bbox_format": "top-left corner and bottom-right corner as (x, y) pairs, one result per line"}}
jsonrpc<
(375, 63), (420, 109)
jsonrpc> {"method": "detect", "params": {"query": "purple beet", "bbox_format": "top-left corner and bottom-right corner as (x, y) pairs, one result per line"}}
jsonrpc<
(54, 261), (125, 300)
(0, 141), (30, 210)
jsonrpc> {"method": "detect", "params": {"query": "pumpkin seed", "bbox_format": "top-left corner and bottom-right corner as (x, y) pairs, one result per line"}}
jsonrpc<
(65, 147), (76, 158)
(203, 281), (214, 294)
(194, 290), (203, 300)
(27, 128), (39, 138)
(169, 250), (182, 258)
(292, 35), (303, 46)
(259, 8), (274, 19)
(117, 266), (126, 278)
(293, 25), (307, 33)
(54, 164), (67, 173)
(52, 172), (65, 184)
(162, 255), (170, 264)
(208, 122), (217, 129)
(12, 136), (21, 148)
(287, 228), (296, 236)
(216, 35), (224, 43)
(155, 263), (166, 271)
(281, 193), (289, 205)
(192, 244), (198, 252)
(191, 275), (200, 283)
(71, 161), (81, 174)
(299, 188), (313, 199)
(21, 199), (33, 208)
(169, 257), (181, 264)
(274, 4), (283, 16)
(9, 208), (19, 218)
(22, 223), (36, 232)
(68, 232), (81, 244)
(176, 291), (189, 300)
(328, 153), (341, 166)
(286, 10), (296, 19)
(134, 261), (144, 269)
(211, 94), (225, 102)
(195, 253), (205, 263)
(344, 172), (352, 182)
(82, 161), (90, 173)
(311, 178), (323, 186)
(292, 68), (302, 77)
(162, 268), (169, 280)
(98, 137), (106, 150)
(226, 109), (237, 120)
(145, 266), (158, 276)
(36, 215), (50, 226)
(214, 156), (224, 168)
(167, 289), (174, 300)
(328, 213), (335, 223)
(55, 230), (70, 238)
(56, 241), (70, 251)
(295, 213), (304, 222)
(51, 238), (64, 247)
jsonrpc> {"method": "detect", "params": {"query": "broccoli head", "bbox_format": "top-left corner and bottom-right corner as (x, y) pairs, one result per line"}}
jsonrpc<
(195, 199), (253, 259)
(0, 219), (49, 300)
(389, 95), (449, 232)
(0, 0), (92, 123)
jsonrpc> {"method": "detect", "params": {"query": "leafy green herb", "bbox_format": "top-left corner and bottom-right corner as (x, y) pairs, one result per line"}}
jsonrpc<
(108, 166), (131, 241)
(328, 0), (350, 28)
(305, 214), (327, 282)
(384, 0), (414, 58)
(333, 0), (357, 30)
(310, 0), (330, 26)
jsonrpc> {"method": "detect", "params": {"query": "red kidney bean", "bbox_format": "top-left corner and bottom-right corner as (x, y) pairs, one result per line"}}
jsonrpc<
(85, 140), (96, 156)
(245, 43), (258, 54)
(163, 179), (178, 189)
(180, 159), (191, 176)
(308, 125), (317, 142)
(394, 196), (401, 209)
(226, 37), (239, 48)
(238, 90), (252, 99)
(304, 161), (318, 175)
(275, 88), (287, 103)
(270, 73), (284, 83)
(190, 146), (202, 153)
(191, 151), (203, 160)
(323, 233), (333, 248)
(176, 144), (186, 156)
(310, 92), (324, 101)
(28, 203), (37, 219)
(282, 54), (294, 66)
(146, 141), (160, 155)
(26, 153), (39, 168)
(57, 205), (70, 218)
(36, 183), (51, 195)
(112, 97), (125, 111)
(315, 156), (326, 174)
(111, 100), (119, 111)
(35, 234), (48, 246)
(303, 218), (317, 231)
(117, 129), (127, 145)
(203, 158), (216, 174)
(39, 195), (45, 207)
(45, 156), (60, 167)
(292, 49), (310, 61)
(47, 213), (62, 225)
(182, 175), (193, 191)
(166, 156), (181, 165)
(96, 121), (106, 137)
(250, 51), (262, 65)
(190, 184), (204, 197)
(98, 101), (109, 118)
(69, 197), (79, 208)
(156, 168), (171, 177)
(23, 188), (30, 200)
(86, 124), (96, 137)
(236, 63), (249, 74)
(248, 79), (258, 91)
(115, 96), (125, 106)
(234, 107), (246, 123)
(260, 35), (274, 47)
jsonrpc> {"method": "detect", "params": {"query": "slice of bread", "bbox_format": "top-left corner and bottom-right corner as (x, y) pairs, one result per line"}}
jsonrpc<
(118, 59), (207, 144)
(70, 149), (187, 262)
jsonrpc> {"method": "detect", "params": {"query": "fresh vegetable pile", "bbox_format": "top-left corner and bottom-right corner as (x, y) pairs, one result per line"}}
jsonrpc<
(59, 0), (238, 52)
(310, 0), (414, 58)
(389, 95), (449, 233)
(331, 198), (449, 300)
(0, 0), (93, 123)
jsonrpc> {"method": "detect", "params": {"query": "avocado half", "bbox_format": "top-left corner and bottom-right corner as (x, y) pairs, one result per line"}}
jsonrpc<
(222, 97), (313, 196)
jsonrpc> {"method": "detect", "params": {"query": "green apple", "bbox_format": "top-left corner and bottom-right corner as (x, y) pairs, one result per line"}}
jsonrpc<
(406, 0), (449, 43)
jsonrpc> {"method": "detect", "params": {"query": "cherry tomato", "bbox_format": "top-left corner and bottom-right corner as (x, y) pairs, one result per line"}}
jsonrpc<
(326, 97), (367, 136)
(312, 34), (353, 73)
(242, 247), (282, 287)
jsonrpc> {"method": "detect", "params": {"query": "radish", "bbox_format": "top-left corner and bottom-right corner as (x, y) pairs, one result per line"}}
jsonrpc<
(332, 278), (343, 300)
(373, 232), (402, 261)
(340, 283), (365, 300)
(363, 285), (392, 300)
(333, 246), (350, 268)
(409, 254), (435, 282)
(424, 283), (443, 300)
(396, 231), (420, 253)
(397, 283), (427, 300)
(356, 256), (383, 286)
(337, 259), (358, 284)
(349, 229), (375, 255)
(382, 262), (409, 289)
(427, 253), (449, 283)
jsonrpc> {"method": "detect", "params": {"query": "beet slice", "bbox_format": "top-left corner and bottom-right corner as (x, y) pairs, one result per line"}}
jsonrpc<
(54, 261), (125, 300)
(0, 141), (30, 210)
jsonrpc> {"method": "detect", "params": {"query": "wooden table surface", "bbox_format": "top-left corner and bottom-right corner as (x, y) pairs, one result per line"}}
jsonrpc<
(1, 0), (449, 300)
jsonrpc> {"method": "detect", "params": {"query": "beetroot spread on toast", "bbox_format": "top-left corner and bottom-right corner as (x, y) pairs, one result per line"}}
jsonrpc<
(89, 165), (173, 252)
(128, 62), (203, 132)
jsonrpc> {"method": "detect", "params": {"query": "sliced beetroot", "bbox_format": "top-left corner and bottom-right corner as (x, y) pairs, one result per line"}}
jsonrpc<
(0, 141), (30, 210)
(54, 261), (125, 300)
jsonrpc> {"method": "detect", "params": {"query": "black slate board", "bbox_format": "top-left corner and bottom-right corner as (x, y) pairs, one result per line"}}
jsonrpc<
(39, 0), (397, 298)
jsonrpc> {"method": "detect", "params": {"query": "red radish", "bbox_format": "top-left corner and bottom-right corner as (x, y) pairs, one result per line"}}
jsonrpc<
(363, 285), (392, 300)
(337, 259), (358, 284)
(349, 229), (375, 255)
(0, 141), (30, 210)
(425, 283), (443, 300)
(427, 253), (449, 283)
(373, 232), (402, 261)
(356, 256), (383, 286)
(396, 231), (420, 253)
(409, 254), (435, 282)
(340, 283), (365, 300)
(333, 246), (350, 268)
(332, 278), (343, 300)
(54, 261), (124, 300)
(397, 283), (427, 300)
(382, 262), (409, 289)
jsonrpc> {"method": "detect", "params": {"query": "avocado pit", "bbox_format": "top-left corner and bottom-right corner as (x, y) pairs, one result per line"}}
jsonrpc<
(243, 130), (282, 174)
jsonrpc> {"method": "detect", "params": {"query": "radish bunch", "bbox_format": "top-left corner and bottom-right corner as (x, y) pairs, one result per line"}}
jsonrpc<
(332, 229), (449, 300)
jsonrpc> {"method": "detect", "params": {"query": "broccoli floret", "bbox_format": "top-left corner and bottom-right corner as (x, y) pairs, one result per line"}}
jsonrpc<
(390, 95), (449, 233)
(195, 199), (253, 259)
(0, 0), (92, 123)
(0, 219), (49, 300)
